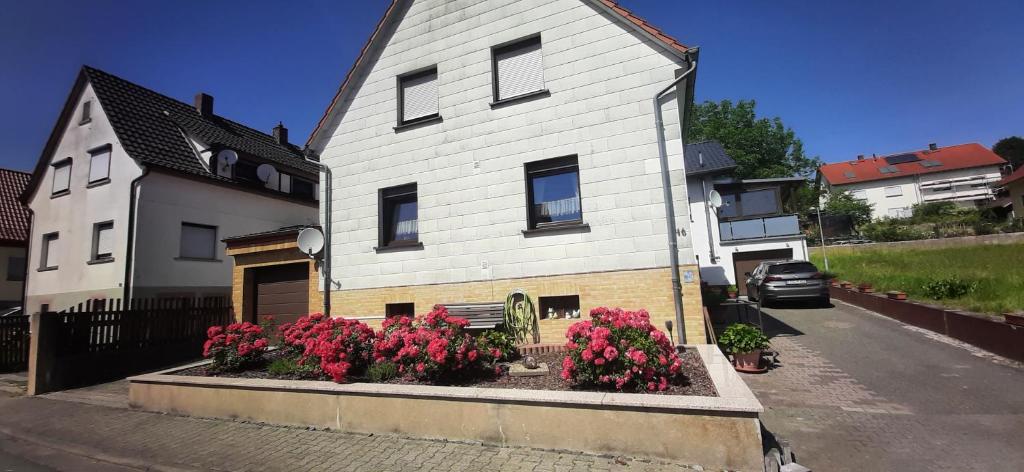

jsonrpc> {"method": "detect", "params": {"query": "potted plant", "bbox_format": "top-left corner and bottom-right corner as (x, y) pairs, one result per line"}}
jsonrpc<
(718, 323), (770, 373)
(858, 283), (874, 293)
(886, 290), (907, 301)
(726, 285), (738, 299)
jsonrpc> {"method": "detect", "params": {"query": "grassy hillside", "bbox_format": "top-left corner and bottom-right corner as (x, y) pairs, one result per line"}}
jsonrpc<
(811, 243), (1024, 314)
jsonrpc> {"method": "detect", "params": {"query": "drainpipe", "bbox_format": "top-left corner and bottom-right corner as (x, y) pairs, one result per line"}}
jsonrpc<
(701, 176), (717, 263)
(123, 166), (150, 301)
(653, 51), (698, 347)
(20, 207), (33, 313)
(304, 155), (332, 317)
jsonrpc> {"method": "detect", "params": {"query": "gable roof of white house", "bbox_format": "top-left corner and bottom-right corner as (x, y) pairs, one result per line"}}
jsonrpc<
(22, 66), (318, 204)
(305, 0), (693, 151)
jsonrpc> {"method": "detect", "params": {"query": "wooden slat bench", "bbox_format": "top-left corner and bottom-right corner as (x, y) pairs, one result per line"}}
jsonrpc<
(442, 302), (504, 330)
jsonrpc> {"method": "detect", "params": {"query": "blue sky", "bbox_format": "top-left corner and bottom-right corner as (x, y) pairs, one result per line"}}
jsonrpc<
(1, 0), (1022, 172)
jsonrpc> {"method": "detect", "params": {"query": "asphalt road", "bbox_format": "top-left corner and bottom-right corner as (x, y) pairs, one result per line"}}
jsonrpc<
(0, 448), (55, 472)
(742, 299), (1024, 471)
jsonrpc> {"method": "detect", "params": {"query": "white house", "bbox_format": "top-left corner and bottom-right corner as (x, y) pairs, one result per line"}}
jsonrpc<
(304, 0), (708, 343)
(685, 141), (809, 294)
(19, 66), (319, 315)
(818, 143), (1007, 220)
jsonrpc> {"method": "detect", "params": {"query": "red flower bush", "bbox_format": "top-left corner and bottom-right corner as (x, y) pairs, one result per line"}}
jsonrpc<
(278, 313), (376, 383)
(372, 305), (491, 381)
(203, 322), (269, 372)
(561, 308), (684, 392)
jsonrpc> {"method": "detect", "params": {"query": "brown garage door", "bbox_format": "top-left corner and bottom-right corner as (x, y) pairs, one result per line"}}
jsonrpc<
(732, 249), (793, 296)
(254, 263), (309, 326)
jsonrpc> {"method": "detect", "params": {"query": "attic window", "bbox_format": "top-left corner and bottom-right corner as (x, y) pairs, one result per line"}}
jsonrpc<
(879, 166), (900, 174)
(843, 171), (856, 179)
(51, 159), (72, 195)
(920, 160), (943, 168)
(397, 67), (439, 126)
(80, 100), (92, 124)
(233, 161), (259, 182)
(493, 35), (546, 102)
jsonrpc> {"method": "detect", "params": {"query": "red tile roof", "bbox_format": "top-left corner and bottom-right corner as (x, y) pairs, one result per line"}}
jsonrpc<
(306, 0), (690, 148)
(997, 165), (1024, 187)
(0, 168), (31, 244)
(819, 143), (1007, 186)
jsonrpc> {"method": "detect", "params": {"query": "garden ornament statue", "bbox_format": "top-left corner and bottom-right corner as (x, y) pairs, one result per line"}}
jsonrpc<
(523, 355), (539, 369)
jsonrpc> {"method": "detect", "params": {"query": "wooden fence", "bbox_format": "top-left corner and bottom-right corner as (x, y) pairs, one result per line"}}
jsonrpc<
(31, 297), (233, 394)
(0, 315), (30, 373)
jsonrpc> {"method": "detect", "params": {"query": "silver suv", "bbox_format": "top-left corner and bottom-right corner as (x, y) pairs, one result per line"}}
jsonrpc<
(745, 260), (830, 307)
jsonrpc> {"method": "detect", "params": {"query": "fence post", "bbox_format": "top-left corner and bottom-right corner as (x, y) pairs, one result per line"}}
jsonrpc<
(27, 311), (59, 396)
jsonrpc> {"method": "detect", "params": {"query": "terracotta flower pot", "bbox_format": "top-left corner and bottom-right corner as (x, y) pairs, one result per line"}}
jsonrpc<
(829, 278), (839, 287)
(732, 350), (764, 373)
(727, 291), (738, 299)
(887, 291), (907, 301)
(1004, 313), (1024, 327)
(839, 281), (853, 289)
(858, 284), (874, 293)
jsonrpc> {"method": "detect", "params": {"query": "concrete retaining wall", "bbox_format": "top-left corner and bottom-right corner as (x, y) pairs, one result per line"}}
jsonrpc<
(829, 287), (1024, 362)
(811, 232), (1024, 256)
(129, 345), (764, 471)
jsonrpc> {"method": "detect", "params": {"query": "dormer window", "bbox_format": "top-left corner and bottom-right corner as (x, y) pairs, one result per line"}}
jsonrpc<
(233, 161), (259, 183)
(80, 100), (92, 124)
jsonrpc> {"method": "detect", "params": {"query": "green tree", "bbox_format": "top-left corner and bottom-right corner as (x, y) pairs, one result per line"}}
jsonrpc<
(687, 99), (821, 179)
(824, 190), (873, 228)
(993, 136), (1024, 170)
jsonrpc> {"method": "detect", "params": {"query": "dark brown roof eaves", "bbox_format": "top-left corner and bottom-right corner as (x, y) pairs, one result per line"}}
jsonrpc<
(223, 224), (320, 246)
(0, 168), (31, 243)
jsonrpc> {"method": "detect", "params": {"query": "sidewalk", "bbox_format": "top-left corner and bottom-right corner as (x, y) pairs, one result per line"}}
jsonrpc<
(0, 390), (709, 472)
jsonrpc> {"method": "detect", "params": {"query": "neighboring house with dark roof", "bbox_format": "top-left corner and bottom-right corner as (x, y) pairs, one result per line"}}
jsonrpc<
(684, 141), (810, 291)
(19, 66), (318, 315)
(996, 166), (1024, 219)
(0, 168), (31, 308)
(817, 143), (1007, 220)
(303, 0), (709, 342)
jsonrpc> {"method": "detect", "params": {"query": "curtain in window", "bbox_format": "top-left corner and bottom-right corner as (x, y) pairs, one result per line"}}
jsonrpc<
(390, 200), (418, 241)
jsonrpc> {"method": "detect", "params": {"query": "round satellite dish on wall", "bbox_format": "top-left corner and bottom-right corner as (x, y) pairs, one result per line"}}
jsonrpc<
(297, 227), (325, 258)
(708, 190), (723, 209)
(256, 163), (278, 183)
(217, 149), (238, 167)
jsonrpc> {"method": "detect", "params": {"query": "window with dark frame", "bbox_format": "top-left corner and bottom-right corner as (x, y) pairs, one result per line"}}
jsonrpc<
(397, 67), (439, 126)
(40, 232), (59, 270)
(525, 156), (582, 229)
(80, 100), (92, 124)
(88, 145), (111, 183)
(492, 35), (545, 102)
(233, 160), (259, 183)
(51, 159), (71, 195)
(179, 223), (217, 260)
(385, 303), (415, 318)
(538, 295), (580, 320)
(716, 188), (781, 221)
(378, 183), (418, 247)
(91, 221), (114, 262)
(6, 256), (25, 281)
(291, 177), (315, 199)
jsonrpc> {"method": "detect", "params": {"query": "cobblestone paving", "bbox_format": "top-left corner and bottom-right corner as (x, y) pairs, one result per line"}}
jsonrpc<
(744, 302), (1024, 472)
(0, 395), (709, 472)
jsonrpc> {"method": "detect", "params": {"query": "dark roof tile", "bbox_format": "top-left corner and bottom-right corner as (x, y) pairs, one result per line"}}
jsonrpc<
(684, 141), (736, 176)
(0, 168), (31, 243)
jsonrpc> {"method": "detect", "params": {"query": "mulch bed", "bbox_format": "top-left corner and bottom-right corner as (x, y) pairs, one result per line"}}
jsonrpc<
(175, 348), (717, 397)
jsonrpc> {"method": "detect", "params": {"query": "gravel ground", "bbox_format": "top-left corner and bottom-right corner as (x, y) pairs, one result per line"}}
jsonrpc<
(176, 348), (717, 397)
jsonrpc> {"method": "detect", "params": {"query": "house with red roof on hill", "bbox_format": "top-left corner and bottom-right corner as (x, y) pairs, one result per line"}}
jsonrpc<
(0, 168), (31, 309)
(996, 166), (1024, 219)
(817, 143), (1008, 220)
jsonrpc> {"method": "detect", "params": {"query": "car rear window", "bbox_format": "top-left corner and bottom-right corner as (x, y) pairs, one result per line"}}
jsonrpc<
(768, 262), (818, 274)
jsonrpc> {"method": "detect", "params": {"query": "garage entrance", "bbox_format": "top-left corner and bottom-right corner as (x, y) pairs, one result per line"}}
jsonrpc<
(732, 249), (793, 296)
(253, 262), (310, 326)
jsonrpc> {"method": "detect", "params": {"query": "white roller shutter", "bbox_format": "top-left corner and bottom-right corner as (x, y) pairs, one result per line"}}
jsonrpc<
(89, 148), (110, 182)
(180, 224), (217, 260)
(44, 235), (59, 268)
(496, 39), (544, 100)
(401, 70), (438, 121)
(52, 163), (71, 193)
(96, 225), (114, 257)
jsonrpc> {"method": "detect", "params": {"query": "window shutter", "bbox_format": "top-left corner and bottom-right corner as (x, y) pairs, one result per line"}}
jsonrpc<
(884, 186), (902, 197)
(496, 39), (544, 100)
(97, 225), (114, 257)
(402, 71), (438, 121)
(52, 164), (71, 193)
(45, 236), (59, 267)
(180, 224), (216, 259)
(89, 149), (110, 182)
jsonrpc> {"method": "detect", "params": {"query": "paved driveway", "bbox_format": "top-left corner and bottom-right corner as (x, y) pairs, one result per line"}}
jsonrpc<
(742, 300), (1024, 471)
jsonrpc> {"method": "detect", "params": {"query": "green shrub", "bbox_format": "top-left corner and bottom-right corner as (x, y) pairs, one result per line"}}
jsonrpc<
(862, 220), (930, 242)
(923, 277), (978, 300)
(267, 355), (318, 378)
(718, 323), (770, 355)
(477, 329), (519, 362)
(367, 361), (399, 382)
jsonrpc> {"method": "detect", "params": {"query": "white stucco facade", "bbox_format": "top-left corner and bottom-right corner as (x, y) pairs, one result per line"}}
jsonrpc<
(825, 165), (1004, 220)
(312, 0), (697, 292)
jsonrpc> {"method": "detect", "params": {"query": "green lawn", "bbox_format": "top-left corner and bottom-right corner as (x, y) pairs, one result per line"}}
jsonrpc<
(810, 243), (1024, 315)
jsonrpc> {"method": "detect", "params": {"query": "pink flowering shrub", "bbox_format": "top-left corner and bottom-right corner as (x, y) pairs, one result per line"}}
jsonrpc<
(278, 313), (376, 383)
(561, 307), (684, 392)
(372, 305), (492, 381)
(203, 322), (269, 372)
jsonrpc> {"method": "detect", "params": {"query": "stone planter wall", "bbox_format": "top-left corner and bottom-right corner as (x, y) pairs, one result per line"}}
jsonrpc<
(129, 345), (765, 472)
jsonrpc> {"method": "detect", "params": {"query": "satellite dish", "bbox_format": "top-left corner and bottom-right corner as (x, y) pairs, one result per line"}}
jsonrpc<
(708, 190), (723, 209)
(217, 149), (238, 169)
(296, 227), (324, 258)
(256, 163), (278, 183)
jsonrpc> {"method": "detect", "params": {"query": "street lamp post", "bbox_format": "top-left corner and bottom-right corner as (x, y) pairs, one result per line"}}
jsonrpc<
(814, 207), (830, 272)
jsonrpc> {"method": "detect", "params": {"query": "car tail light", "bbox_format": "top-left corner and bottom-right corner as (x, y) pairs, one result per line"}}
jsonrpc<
(811, 272), (824, 279)
(765, 275), (782, 282)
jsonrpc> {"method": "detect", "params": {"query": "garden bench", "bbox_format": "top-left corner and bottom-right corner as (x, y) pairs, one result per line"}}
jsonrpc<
(442, 302), (504, 330)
